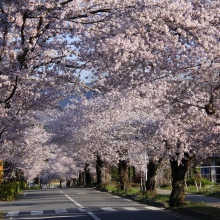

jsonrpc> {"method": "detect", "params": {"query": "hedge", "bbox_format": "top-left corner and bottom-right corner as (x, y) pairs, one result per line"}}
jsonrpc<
(0, 181), (27, 201)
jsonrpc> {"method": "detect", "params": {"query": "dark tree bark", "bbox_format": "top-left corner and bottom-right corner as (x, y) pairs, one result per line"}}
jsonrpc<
(146, 159), (162, 196)
(96, 155), (104, 186)
(78, 171), (85, 186)
(66, 179), (70, 187)
(169, 153), (193, 207)
(84, 163), (91, 186)
(118, 160), (128, 191)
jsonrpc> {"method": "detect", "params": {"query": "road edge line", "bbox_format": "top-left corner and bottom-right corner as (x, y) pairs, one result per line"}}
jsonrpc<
(64, 194), (101, 220)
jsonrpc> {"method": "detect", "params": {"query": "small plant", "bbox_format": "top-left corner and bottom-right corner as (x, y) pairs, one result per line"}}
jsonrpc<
(126, 187), (139, 195)
(28, 185), (41, 190)
(153, 194), (170, 203)
(186, 177), (214, 187)
(159, 184), (172, 190)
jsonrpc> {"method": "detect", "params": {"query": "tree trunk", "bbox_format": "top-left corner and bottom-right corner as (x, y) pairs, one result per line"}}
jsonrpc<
(169, 154), (193, 207)
(132, 166), (136, 183)
(84, 164), (91, 186)
(78, 171), (85, 186)
(96, 155), (104, 186)
(146, 160), (161, 196)
(118, 160), (128, 191)
(66, 179), (70, 187)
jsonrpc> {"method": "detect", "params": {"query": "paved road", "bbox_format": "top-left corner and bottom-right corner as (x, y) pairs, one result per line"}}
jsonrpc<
(0, 188), (185, 220)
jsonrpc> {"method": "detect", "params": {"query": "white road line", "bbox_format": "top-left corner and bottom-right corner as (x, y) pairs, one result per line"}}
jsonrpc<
(77, 208), (86, 213)
(101, 207), (117, 212)
(31, 210), (43, 215)
(6, 212), (19, 217)
(87, 211), (101, 220)
(145, 206), (164, 210)
(23, 191), (27, 197)
(64, 194), (85, 208)
(54, 209), (68, 213)
(113, 196), (120, 198)
(64, 194), (100, 220)
(58, 189), (63, 193)
(123, 207), (138, 211)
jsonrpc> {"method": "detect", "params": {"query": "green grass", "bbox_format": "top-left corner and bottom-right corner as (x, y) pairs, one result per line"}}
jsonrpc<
(158, 184), (172, 190)
(160, 183), (220, 199)
(104, 184), (139, 196)
(101, 183), (220, 219)
(176, 200), (220, 220)
(153, 194), (170, 203)
(186, 184), (220, 199)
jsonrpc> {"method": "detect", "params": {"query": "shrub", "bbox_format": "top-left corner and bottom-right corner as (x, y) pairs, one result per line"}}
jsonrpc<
(186, 177), (215, 187)
(0, 181), (27, 201)
(0, 182), (19, 201)
(29, 185), (41, 190)
(201, 178), (215, 186)
(110, 166), (120, 182)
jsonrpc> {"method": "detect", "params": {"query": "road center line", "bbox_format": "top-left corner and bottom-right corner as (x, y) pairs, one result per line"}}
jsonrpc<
(64, 194), (84, 208)
(87, 211), (101, 220)
(64, 194), (101, 220)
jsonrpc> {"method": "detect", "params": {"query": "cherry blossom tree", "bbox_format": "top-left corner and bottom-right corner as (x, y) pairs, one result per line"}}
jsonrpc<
(0, 0), (134, 184)
(76, 0), (219, 93)
(1, 0), (220, 208)
(73, 0), (220, 206)
(46, 81), (169, 190)
(1, 118), (51, 183)
(0, 0), (133, 160)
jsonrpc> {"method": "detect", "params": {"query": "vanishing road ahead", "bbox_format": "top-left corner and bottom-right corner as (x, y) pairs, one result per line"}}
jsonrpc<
(1, 188), (184, 220)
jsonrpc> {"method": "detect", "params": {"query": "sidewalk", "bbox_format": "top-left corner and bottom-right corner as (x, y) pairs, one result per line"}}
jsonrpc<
(156, 189), (220, 208)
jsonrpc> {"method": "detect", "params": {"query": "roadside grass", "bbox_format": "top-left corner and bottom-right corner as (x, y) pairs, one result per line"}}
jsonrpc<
(185, 184), (220, 199)
(152, 194), (170, 204)
(184, 200), (220, 215)
(104, 184), (139, 196)
(0, 211), (2, 220)
(158, 184), (172, 190)
(101, 183), (220, 219)
(176, 200), (220, 220)
(103, 183), (170, 205)
(159, 183), (220, 199)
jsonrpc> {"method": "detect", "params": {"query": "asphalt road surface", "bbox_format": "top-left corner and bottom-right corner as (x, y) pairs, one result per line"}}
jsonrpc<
(0, 188), (184, 220)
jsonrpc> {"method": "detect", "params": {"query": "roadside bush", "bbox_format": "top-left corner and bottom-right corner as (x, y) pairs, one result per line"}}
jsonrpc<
(0, 182), (19, 201)
(0, 181), (27, 201)
(159, 184), (172, 189)
(28, 185), (41, 190)
(186, 177), (215, 187)
(110, 166), (120, 182)
(201, 178), (215, 186)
